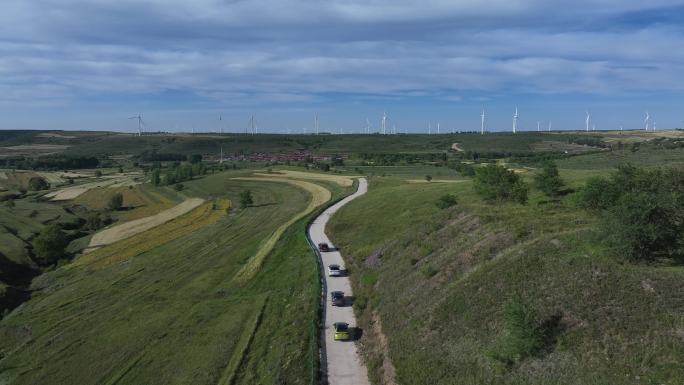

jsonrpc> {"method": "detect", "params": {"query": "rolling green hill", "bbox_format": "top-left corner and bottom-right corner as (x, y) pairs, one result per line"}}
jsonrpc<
(327, 162), (684, 384)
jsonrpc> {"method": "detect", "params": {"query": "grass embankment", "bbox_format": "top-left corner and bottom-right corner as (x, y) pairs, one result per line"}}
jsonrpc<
(231, 177), (331, 284)
(0, 170), (332, 385)
(327, 172), (684, 385)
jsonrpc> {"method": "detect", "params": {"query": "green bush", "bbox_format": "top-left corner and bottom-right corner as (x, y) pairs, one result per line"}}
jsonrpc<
(473, 165), (528, 204)
(425, 175), (432, 182)
(576, 165), (684, 262)
(436, 194), (457, 209)
(533, 161), (565, 198)
(489, 297), (542, 365)
(174, 183), (184, 191)
(32, 224), (68, 265)
(28, 176), (49, 191)
(239, 190), (253, 209)
(420, 265), (438, 278)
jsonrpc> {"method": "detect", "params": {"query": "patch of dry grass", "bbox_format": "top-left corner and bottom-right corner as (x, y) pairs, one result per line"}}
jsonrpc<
(74, 199), (230, 271)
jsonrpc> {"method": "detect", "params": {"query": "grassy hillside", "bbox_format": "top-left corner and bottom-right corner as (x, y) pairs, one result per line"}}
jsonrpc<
(0, 171), (345, 385)
(327, 170), (684, 384)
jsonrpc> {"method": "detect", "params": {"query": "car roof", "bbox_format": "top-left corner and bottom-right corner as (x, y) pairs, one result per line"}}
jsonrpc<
(333, 322), (349, 329)
(328, 264), (340, 268)
(331, 291), (344, 296)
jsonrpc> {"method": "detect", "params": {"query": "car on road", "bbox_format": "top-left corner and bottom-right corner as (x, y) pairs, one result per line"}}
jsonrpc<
(333, 322), (351, 341)
(327, 264), (343, 277)
(318, 242), (330, 252)
(331, 291), (345, 306)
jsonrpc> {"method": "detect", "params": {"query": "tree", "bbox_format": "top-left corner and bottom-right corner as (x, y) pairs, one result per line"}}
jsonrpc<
(189, 154), (203, 164)
(436, 194), (457, 209)
(425, 175), (433, 182)
(95, 170), (102, 177)
(534, 161), (565, 198)
(108, 192), (124, 211)
(28, 176), (49, 191)
(32, 224), (68, 265)
(473, 165), (528, 204)
(174, 183), (184, 191)
(239, 190), (253, 208)
(151, 169), (161, 186)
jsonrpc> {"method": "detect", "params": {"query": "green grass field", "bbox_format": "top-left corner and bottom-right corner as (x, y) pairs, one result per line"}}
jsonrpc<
(0, 170), (348, 385)
(327, 162), (684, 384)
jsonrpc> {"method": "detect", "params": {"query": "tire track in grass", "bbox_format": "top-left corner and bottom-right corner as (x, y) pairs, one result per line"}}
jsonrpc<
(217, 296), (267, 385)
(231, 178), (331, 284)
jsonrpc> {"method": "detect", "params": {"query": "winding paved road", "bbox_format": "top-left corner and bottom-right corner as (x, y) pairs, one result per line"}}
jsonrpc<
(308, 178), (370, 385)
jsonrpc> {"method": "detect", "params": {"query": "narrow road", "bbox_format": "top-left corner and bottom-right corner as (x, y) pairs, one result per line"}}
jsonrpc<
(308, 178), (370, 385)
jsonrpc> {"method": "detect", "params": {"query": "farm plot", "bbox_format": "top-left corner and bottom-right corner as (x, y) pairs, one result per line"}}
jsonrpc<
(86, 198), (205, 251)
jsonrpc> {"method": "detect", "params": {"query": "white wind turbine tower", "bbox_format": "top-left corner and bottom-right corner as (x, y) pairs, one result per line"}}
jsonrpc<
(365, 118), (372, 134)
(428, 122), (432, 135)
(480, 110), (486, 135)
(381, 112), (387, 135)
(644, 111), (650, 130)
(437, 122), (440, 134)
(512, 108), (519, 133)
(315, 113), (319, 135)
(548, 121), (552, 132)
(129, 114), (144, 136)
(537, 121), (540, 132)
(585, 111), (591, 132)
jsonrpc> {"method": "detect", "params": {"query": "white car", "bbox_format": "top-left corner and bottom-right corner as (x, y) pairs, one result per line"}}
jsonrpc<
(327, 264), (343, 277)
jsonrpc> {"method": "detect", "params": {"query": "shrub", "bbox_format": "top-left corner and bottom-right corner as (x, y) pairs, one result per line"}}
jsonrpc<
(94, 170), (102, 177)
(425, 175), (433, 182)
(28, 176), (49, 191)
(32, 224), (68, 265)
(489, 296), (542, 365)
(420, 265), (439, 278)
(473, 165), (528, 204)
(174, 183), (184, 191)
(239, 190), (253, 209)
(436, 194), (457, 209)
(151, 169), (161, 186)
(577, 165), (684, 262)
(107, 193), (124, 211)
(533, 161), (564, 198)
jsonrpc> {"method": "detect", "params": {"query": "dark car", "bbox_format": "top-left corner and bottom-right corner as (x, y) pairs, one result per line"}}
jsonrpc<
(331, 291), (345, 306)
(318, 242), (330, 252)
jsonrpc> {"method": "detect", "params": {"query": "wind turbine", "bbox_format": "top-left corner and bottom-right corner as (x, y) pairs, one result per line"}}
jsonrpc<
(365, 118), (372, 134)
(586, 111), (591, 132)
(437, 122), (440, 134)
(428, 122), (432, 135)
(537, 121), (540, 132)
(128, 114), (144, 136)
(315, 113), (319, 135)
(644, 111), (650, 131)
(381, 112), (387, 135)
(480, 110), (486, 135)
(548, 121), (552, 132)
(512, 108), (519, 133)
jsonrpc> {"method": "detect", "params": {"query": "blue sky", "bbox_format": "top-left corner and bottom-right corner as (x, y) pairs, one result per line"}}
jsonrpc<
(2, 0), (684, 133)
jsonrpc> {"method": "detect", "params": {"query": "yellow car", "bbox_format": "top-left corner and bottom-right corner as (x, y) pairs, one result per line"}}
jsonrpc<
(333, 322), (351, 341)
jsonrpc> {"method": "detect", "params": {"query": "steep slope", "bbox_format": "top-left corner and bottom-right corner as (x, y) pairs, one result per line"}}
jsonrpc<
(327, 177), (684, 385)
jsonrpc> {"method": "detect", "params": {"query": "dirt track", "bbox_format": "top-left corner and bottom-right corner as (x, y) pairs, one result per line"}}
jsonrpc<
(87, 198), (204, 250)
